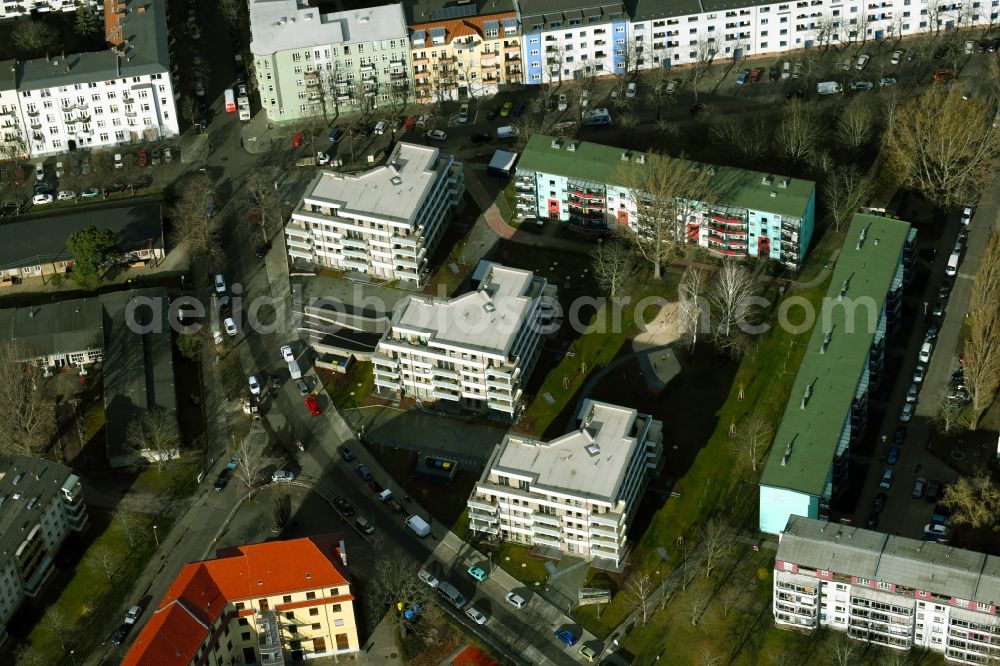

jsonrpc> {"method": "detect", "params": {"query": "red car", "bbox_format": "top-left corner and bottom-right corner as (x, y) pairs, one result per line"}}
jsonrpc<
(749, 69), (763, 83)
(403, 116), (416, 131)
(291, 132), (305, 148)
(137, 150), (149, 167)
(304, 395), (321, 416)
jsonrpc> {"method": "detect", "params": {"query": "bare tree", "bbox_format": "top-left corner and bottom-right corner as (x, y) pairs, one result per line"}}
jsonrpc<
(676, 267), (707, 349)
(617, 152), (713, 279)
(366, 557), (441, 633)
(15, 644), (48, 666)
(691, 37), (717, 103)
(180, 96), (200, 130)
(963, 232), (1000, 429)
(12, 20), (58, 57)
(735, 415), (773, 474)
(235, 436), (264, 501)
(170, 171), (215, 258)
(0, 341), (56, 457)
(934, 390), (966, 435)
(626, 573), (654, 626)
(718, 584), (743, 618)
(115, 507), (141, 547)
(941, 468), (1000, 528)
(884, 86), (1000, 208)
(775, 100), (822, 163)
(126, 408), (179, 470)
(218, 0), (244, 30)
(89, 544), (118, 582)
(591, 236), (633, 297)
(42, 607), (73, 650)
(272, 492), (292, 532)
(710, 261), (758, 344)
(836, 99), (874, 151)
(824, 165), (872, 232)
(689, 590), (709, 626)
(829, 633), (860, 666)
(701, 516), (733, 578)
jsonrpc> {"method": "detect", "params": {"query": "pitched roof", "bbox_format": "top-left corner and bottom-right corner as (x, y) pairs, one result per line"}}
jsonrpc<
(123, 536), (350, 665)
(760, 214), (911, 497)
(410, 11), (517, 43)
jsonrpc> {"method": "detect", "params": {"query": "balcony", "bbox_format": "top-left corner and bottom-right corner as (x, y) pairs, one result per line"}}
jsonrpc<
(589, 512), (620, 528)
(532, 511), (560, 526)
(454, 39), (481, 53)
(343, 257), (368, 271)
(432, 387), (461, 401)
(432, 366), (460, 380)
(372, 353), (399, 369)
(286, 237), (312, 250)
(532, 533), (561, 547)
(468, 497), (497, 513)
(590, 524), (619, 540)
(503, 41), (520, 53)
(412, 57), (429, 65)
(439, 55), (456, 63)
(360, 63), (375, 72)
(532, 523), (561, 538)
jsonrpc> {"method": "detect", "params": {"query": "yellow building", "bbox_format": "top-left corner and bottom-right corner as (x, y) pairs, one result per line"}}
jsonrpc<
(123, 535), (359, 665)
(410, 11), (521, 103)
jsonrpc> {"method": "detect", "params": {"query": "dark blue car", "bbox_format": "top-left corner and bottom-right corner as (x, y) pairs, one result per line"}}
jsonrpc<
(555, 628), (577, 646)
(887, 446), (900, 465)
(328, 127), (345, 142)
(512, 102), (526, 117)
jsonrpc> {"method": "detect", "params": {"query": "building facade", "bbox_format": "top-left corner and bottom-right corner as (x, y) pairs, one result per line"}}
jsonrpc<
(468, 399), (663, 567)
(284, 142), (463, 286)
(0, 457), (88, 644)
(13, 0), (178, 157)
(372, 261), (556, 418)
(775, 516), (1000, 664)
(250, 0), (411, 124)
(0, 61), (27, 160)
(759, 214), (915, 534)
(0, 0), (99, 20)
(124, 536), (359, 665)
(410, 8), (520, 103)
(519, 0), (630, 85)
(515, 134), (816, 268)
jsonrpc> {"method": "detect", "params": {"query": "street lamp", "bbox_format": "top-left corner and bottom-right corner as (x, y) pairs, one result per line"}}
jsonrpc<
(69, 650), (76, 666)
(152, 524), (159, 547)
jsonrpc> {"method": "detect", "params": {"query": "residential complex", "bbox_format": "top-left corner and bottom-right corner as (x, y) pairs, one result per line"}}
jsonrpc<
(0, 62), (26, 160)
(0, 457), (88, 644)
(0, 287), (178, 467)
(284, 142), (463, 286)
(467, 399), (663, 568)
(759, 214), (915, 534)
(409, 3), (520, 103)
(515, 135), (816, 268)
(123, 535), (359, 665)
(372, 260), (556, 418)
(9, 0), (178, 157)
(250, 0), (410, 123)
(520, 0), (630, 85)
(775, 516), (1000, 663)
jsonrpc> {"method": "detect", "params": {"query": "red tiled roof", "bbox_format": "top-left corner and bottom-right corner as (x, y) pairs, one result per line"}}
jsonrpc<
(123, 535), (349, 666)
(410, 11), (516, 45)
(452, 644), (498, 666)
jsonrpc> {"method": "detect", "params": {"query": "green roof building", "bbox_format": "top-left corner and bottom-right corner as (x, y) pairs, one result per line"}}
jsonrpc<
(759, 214), (915, 534)
(514, 134), (817, 268)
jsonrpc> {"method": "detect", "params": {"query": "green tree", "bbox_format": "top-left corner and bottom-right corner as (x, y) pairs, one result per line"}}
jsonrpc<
(66, 225), (120, 291)
(74, 3), (99, 36)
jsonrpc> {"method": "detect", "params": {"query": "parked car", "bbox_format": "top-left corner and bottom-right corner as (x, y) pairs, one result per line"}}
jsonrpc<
(280, 345), (295, 363)
(906, 382), (919, 403)
(499, 101), (513, 117)
(961, 206), (973, 225)
(355, 464), (372, 481)
(304, 395), (322, 416)
(294, 378), (310, 396)
(899, 402), (914, 423)
(466, 607), (487, 625)
(374, 120), (387, 135)
(337, 445), (355, 461)
(271, 470), (295, 483)
(880, 468), (894, 489)
(894, 425), (907, 446)
(890, 49), (903, 65)
(224, 317), (238, 336)
(850, 81), (874, 91)
(736, 69), (750, 85)
(471, 133), (491, 143)
(334, 495), (355, 517)
(913, 365), (926, 383)
(926, 480), (942, 502)
(248, 375), (261, 395)
(151, 149), (161, 165)
(866, 511), (879, 529)
(56, 190), (75, 201)
(81, 187), (100, 199)
(31, 193), (53, 205)
(458, 103), (470, 123)
(626, 82), (637, 98)
(924, 522), (949, 537)
(555, 629), (578, 646)
(887, 446), (900, 465)
(512, 102), (526, 117)
(768, 65), (781, 80)
(919, 341), (933, 363)
(291, 132), (304, 148)
(34, 163), (45, 180)
(111, 623), (130, 644)
(328, 127), (345, 142)
(879, 77), (897, 87)
(418, 569), (440, 588)
(125, 605), (142, 624)
(505, 592), (527, 609)
(873, 491), (887, 512)
(214, 468), (231, 491)
(913, 476), (927, 499)
(855, 54), (870, 70)
(426, 129), (448, 141)
(467, 565), (488, 582)
(214, 273), (226, 294)
(749, 68), (763, 82)
(557, 93), (567, 111)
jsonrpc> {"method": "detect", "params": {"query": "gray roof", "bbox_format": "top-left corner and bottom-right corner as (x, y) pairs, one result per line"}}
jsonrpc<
(780, 517), (1000, 604)
(0, 298), (104, 359)
(101, 288), (177, 465)
(17, 0), (169, 90)
(0, 456), (77, 559)
(404, 0), (517, 24)
(0, 203), (164, 272)
(627, 0), (778, 21)
(250, 0), (408, 56)
(0, 60), (15, 92)
(519, 0), (626, 29)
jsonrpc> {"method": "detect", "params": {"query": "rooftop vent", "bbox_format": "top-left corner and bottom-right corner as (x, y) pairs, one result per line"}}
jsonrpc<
(761, 175), (773, 186)
(390, 176), (402, 185)
(820, 331), (832, 354)
(800, 383), (812, 409)
(839, 278), (850, 300)
(483, 302), (496, 313)
(359, 15), (369, 22)
(566, 143), (576, 152)
(635, 154), (646, 164)
(779, 178), (790, 189)
(585, 443), (601, 457)
(26, 496), (38, 510)
(856, 226), (867, 250)
(12, 473), (23, 486)
(303, 12), (313, 20)
(780, 442), (793, 466)
(550, 139), (560, 149)
(620, 152), (629, 161)
(770, 191), (777, 198)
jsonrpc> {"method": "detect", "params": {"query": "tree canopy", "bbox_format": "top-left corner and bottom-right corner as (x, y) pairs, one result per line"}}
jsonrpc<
(67, 225), (120, 291)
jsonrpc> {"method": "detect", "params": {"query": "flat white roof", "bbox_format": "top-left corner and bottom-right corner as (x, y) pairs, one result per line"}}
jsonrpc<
(300, 143), (444, 228)
(491, 400), (644, 502)
(250, 0), (407, 56)
(391, 262), (538, 356)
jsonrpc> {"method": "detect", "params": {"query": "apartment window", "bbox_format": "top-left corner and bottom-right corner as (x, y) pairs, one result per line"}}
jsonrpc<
(283, 595), (292, 603)
(312, 623), (321, 630)
(306, 591), (316, 600)
(238, 617), (249, 626)
(314, 637), (327, 653)
(309, 608), (320, 616)
(292, 53), (301, 62)
(335, 634), (350, 651)
(334, 618), (345, 626)
(331, 604), (341, 612)
(241, 631), (251, 641)
(285, 612), (294, 620)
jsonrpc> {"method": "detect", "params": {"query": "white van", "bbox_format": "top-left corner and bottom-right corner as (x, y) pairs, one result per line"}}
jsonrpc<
(781, 61), (791, 79)
(946, 251), (960, 277)
(288, 359), (302, 379)
(919, 341), (933, 363)
(583, 108), (612, 126)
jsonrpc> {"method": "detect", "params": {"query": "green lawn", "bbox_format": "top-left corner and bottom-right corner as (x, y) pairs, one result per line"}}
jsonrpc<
(494, 543), (550, 586)
(519, 282), (677, 437)
(82, 403), (106, 443)
(130, 451), (202, 499)
(326, 361), (374, 409)
(573, 278), (829, 641)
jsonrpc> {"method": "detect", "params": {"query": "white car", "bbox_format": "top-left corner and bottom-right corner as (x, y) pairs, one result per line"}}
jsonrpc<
(966, 40), (975, 54)
(626, 82), (637, 98)
(271, 470), (295, 483)
(280, 345), (295, 363)
(426, 129), (447, 141)
(906, 382), (919, 403)
(504, 592), (527, 609)
(248, 375), (261, 395)
(458, 104), (469, 124)
(960, 206), (972, 225)
(114, 153), (124, 169)
(224, 317), (238, 336)
(918, 341), (933, 363)
(34, 163), (44, 180)
(32, 193), (53, 205)
(899, 402), (914, 423)
(913, 364), (925, 383)
(465, 607), (487, 625)
(195, 80), (205, 97)
(418, 569), (440, 588)
(855, 54), (870, 70)
(316, 151), (330, 165)
(579, 90), (589, 107)
(879, 77), (897, 87)
(924, 522), (949, 537)
(665, 79), (679, 94)
(374, 120), (387, 135)
(890, 49), (902, 65)
(214, 273), (226, 294)
(557, 93), (568, 111)
(57, 190), (75, 201)
(124, 605), (142, 624)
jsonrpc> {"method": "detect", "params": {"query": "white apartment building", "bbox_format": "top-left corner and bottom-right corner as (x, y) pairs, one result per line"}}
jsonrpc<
(14, 0), (178, 157)
(520, 0), (631, 85)
(0, 457), (88, 644)
(250, 0), (411, 123)
(372, 261), (556, 417)
(0, 62), (27, 160)
(626, 0), (995, 70)
(467, 399), (663, 567)
(284, 142), (463, 286)
(775, 516), (1000, 663)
